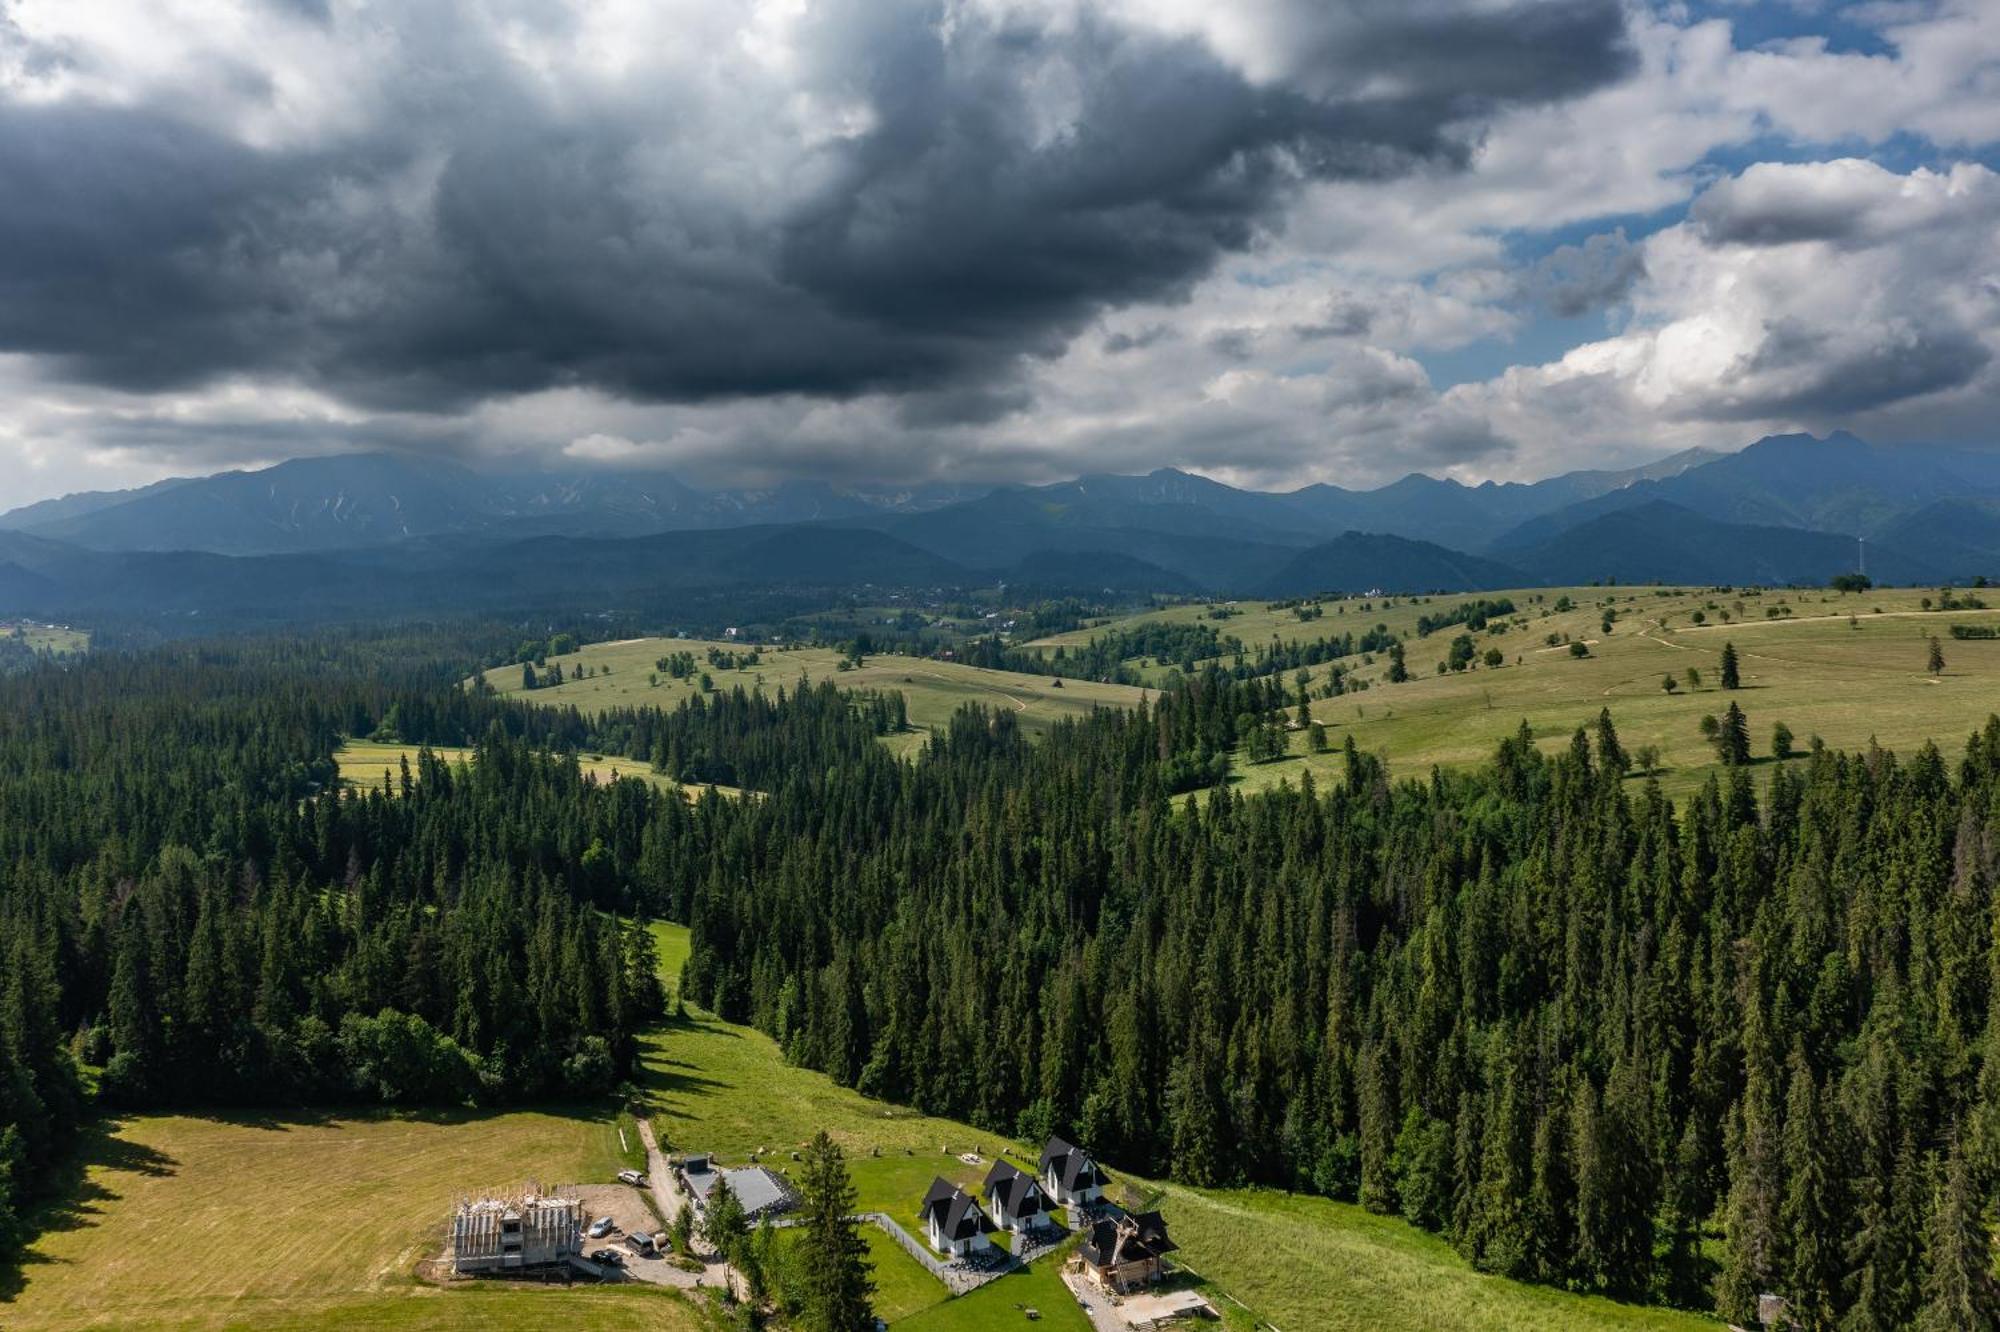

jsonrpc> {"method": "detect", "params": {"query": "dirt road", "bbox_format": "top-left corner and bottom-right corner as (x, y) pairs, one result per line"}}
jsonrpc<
(635, 1117), (740, 1296)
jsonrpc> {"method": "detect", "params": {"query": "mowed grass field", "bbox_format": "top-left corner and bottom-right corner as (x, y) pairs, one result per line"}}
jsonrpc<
(3, 1107), (692, 1332)
(476, 637), (1151, 744)
(1022, 585), (2000, 799)
(333, 740), (738, 800)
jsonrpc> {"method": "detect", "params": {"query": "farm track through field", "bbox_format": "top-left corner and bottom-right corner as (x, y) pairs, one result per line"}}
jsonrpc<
(915, 668), (1028, 713)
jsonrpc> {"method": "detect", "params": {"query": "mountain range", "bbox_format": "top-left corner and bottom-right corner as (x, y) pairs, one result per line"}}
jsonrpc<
(4, 432), (1999, 622)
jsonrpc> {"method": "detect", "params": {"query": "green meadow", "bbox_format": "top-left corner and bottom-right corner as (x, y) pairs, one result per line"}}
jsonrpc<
(1025, 584), (2000, 798)
(477, 636), (1151, 743)
(333, 739), (739, 800)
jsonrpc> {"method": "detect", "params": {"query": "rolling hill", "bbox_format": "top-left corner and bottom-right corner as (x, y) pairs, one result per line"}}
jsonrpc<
(0, 452), (982, 554)
(1258, 531), (1524, 597)
(1509, 500), (1937, 586)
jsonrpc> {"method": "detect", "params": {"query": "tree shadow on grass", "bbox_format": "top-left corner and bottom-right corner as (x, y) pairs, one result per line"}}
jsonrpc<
(0, 1122), (178, 1303)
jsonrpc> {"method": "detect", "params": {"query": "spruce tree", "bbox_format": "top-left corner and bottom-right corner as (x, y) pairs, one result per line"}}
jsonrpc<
(1779, 1052), (1840, 1327)
(1916, 1134), (1999, 1331)
(702, 1174), (748, 1258)
(1720, 642), (1741, 689)
(1594, 708), (1628, 775)
(795, 1130), (874, 1332)
(1717, 702), (1751, 765)
(1717, 1007), (1782, 1322)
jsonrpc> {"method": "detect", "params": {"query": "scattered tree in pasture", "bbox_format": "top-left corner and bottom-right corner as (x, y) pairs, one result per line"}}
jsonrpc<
(1594, 708), (1628, 775)
(1711, 702), (1751, 765)
(1662, 673), (1679, 695)
(1929, 637), (1946, 677)
(1720, 642), (1741, 690)
(793, 1130), (876, 1332)
(1771, 721), (1795, 762)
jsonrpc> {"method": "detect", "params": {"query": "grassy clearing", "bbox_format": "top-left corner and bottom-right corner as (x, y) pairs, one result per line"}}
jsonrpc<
(332, 740), (736, 801)
(47, 1286), (701, 1332)
(844, 1154), (993, 1221)
(478, 638), (1150, 742)
(3, 1107), (676, 1332)
(1156, 1185), (1710, 1332)
(1024, 586), (2000, 801)
(4, 622), (89, 654)
(893, 1255), (1090, 1332)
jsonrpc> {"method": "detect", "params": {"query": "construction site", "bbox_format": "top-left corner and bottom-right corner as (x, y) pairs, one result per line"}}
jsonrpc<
(445, 1182), (666, 1281)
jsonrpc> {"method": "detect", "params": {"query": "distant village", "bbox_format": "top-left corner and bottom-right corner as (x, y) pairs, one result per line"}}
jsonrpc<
(444, 1134), (1218, 1328)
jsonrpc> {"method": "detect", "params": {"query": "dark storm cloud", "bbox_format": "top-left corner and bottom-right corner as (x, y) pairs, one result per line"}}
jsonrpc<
(1102, 324), (1175, 354)
(0, 0), (1635, 416)
(1518, 229), (1644, 317)
(1725, 318), (1993, 418)
(1294, 299), (1375, 340)
(1690, 176), (1868, 247)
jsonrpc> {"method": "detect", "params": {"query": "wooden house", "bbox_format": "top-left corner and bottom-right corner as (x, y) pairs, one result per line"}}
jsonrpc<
(1077, 1210), (1178, 1293)
(919, 1176), (998, 1258)
(1039, 1135), (1108, 1207)
(982, 1159), (1053, 1232)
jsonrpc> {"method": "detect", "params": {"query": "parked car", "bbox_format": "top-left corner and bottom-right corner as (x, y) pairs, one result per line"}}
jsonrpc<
(623, 1232), (656, 1254)
(588, 1216), (616, 1239)
(617, 1168), (647, 1186)
(590, 1247), (624, 1266)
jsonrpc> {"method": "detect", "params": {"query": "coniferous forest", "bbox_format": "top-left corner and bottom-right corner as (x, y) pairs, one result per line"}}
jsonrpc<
(3, 634), (2000, 1326)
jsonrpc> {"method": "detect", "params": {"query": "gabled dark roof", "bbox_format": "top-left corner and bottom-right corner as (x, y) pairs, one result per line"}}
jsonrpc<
(1079, 1211), (1178, 1268)
(918, 1177), (997, 1242)
(1039, 1136), (1107, 1194)
(982, 1160), (1047, 1219)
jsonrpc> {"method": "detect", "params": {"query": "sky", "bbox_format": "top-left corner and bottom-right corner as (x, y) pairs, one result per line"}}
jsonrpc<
(1, 0), (1998, 507)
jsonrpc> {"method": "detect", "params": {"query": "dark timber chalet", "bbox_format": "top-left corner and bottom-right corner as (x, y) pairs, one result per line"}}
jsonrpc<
(981, 1158), (1053, 1232)
(919, 1176), (998, 1257)
(1077, 1209), (1179, 1293)
(1039, 1135), (1108, 1206)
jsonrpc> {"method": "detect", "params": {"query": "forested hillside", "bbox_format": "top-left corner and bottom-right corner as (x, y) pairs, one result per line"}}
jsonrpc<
(667, 678), (2000, 1326)
(0, 642), (888, 1272)
(5, 636), (2000, 1327)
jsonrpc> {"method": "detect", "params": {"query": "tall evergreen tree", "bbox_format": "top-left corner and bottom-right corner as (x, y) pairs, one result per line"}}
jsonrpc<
(1780, 1052), (1841, 1328)
(794, 1130), (875, 1332)
(1916, 1134), (1999, 1331)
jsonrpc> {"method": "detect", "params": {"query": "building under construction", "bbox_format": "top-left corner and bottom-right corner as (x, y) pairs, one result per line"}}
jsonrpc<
(449, 1191), (584, 1274)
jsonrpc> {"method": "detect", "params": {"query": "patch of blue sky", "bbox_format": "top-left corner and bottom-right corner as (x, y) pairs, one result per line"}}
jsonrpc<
(1681, 0), (1900, 59)
(1415, 312), (1624, 390)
